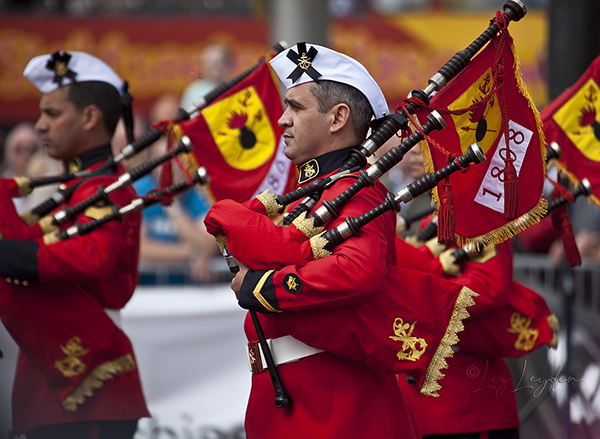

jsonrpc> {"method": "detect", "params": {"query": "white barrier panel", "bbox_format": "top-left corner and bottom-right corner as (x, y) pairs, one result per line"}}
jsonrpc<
(0, 285), (252, 439)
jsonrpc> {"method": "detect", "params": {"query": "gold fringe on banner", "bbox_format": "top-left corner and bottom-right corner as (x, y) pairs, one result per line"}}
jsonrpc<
(457, 197), (548, 248)
(511, 43), (548, 176)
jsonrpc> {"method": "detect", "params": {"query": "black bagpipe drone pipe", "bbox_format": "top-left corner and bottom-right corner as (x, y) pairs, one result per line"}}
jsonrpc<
(34, 135), (194, 233)
(276, 0), (527, 227)
(414, 215), (439, 244)
(396, 204), (437, 235)
(17, 42), (289, 224)
(46, 167), (210, 243)
(313, 144), (486, 254)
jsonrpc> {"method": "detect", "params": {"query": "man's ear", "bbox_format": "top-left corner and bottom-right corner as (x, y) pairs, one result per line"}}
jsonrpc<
(81, 105), (103, 132)
(330, 103), (351, 134)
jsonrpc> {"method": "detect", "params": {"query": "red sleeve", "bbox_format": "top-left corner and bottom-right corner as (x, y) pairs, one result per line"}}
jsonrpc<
(37, 177), (139, 284)
(238, 182), (395, 312)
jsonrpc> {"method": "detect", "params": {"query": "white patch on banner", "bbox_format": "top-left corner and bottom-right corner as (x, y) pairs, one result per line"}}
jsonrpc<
(475, 119), (533, 213)
(253, 136), (292, 197)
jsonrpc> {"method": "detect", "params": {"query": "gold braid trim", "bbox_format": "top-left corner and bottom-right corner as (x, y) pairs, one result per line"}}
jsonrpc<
(425, 238), (447, 258)
(310, 232), (332, 260)
(61, 353), (136, 412)
(457, 197), (548, 248)
(14, 176), (33, 197)
(38, 215), (60, 235)
(252, 270), (282, 313)
(215, 235), (228, 254)
(420, 286), (478, 397)
(547, 313), (560, 332)
(19, 209), (39, 227)
(43, 232), (59, 245)
(555, 162), (600, 211)
(292, 211), (325, 238)
(256, 190), (284, 218)
(439, 249), (461, 277)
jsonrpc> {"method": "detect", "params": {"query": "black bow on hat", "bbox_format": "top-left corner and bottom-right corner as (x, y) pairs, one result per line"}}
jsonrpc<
(286, 42), (322, 84)
(45, 51), (78, 86)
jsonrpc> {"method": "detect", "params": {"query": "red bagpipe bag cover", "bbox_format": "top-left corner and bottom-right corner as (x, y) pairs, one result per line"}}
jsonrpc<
(0, 170), (148, 418)
(396, 233), (557, 359)
(205, 176), (478, 396)
(458, 279), (557, 358)
(418, 30), (546, 246)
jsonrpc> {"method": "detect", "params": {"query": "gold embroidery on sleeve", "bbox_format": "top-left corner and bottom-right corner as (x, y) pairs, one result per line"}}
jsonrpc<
(55, 336), (90, 378)
(389, 318), (427, 361)
(507, 312), (539, 351)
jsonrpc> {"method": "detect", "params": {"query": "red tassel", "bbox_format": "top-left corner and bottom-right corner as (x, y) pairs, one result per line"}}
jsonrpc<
(437, 179), (456, 245)
(159, 159), (173, 206)
(550, 187), (581, 267)
(503, 159), (518, 221)
(561, 212), (581, 267)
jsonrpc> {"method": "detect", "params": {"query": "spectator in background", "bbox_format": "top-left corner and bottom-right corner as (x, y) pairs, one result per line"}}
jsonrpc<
(133, 93), (219, 284)
(112, 112), (150, 171)
(180, 43), (233, 111)
(1, 122), (40, 178)
(21, 148), (62, 213)
(2, 122), (42, 213)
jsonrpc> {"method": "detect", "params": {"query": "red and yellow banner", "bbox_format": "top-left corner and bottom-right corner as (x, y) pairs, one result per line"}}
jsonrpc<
(541, 54), (600, 209)
(178, 61), (296, 202)
(418, 30), (547, 246)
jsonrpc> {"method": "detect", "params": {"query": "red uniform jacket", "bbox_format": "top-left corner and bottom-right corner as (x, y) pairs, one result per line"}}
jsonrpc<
(209, 148), (421, 439)
(0, 145), (149, 434)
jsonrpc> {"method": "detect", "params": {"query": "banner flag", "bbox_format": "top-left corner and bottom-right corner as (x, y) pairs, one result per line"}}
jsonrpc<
(177, 61), (296, 203)
(540, 54), (600, 210)
(417, 30), (546, 247)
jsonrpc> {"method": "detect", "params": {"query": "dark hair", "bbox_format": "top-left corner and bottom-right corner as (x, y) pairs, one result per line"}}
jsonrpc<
(309, 80), (373, 141)
(66, 81), (122, 136)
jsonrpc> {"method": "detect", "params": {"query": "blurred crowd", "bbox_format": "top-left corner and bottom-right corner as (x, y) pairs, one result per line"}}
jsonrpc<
(0, 0), (549, 15)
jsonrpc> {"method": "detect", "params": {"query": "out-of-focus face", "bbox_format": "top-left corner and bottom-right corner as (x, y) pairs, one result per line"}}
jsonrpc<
(5, 126), (40, 176)
(201, 47), (231, 82)
(34, 86), (86, 161)
(278, 83), (331, 166)
(407, 146), (426, 180)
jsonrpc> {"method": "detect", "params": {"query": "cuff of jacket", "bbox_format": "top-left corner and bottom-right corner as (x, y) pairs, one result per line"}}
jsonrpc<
(238, 269), (282, 313)
(0, 239), (39, 282)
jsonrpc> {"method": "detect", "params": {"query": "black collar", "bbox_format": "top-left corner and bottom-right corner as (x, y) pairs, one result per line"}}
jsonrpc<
(64, 144), (113, 174)
(297, 146), (355, 185)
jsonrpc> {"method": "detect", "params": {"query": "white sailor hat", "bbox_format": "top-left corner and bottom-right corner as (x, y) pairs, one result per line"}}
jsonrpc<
(23, 51), (125, 96)
(270, 42), (389, 119)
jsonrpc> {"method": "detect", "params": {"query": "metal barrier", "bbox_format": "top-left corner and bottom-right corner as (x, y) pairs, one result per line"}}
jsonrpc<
(512, 252), (600, 439)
